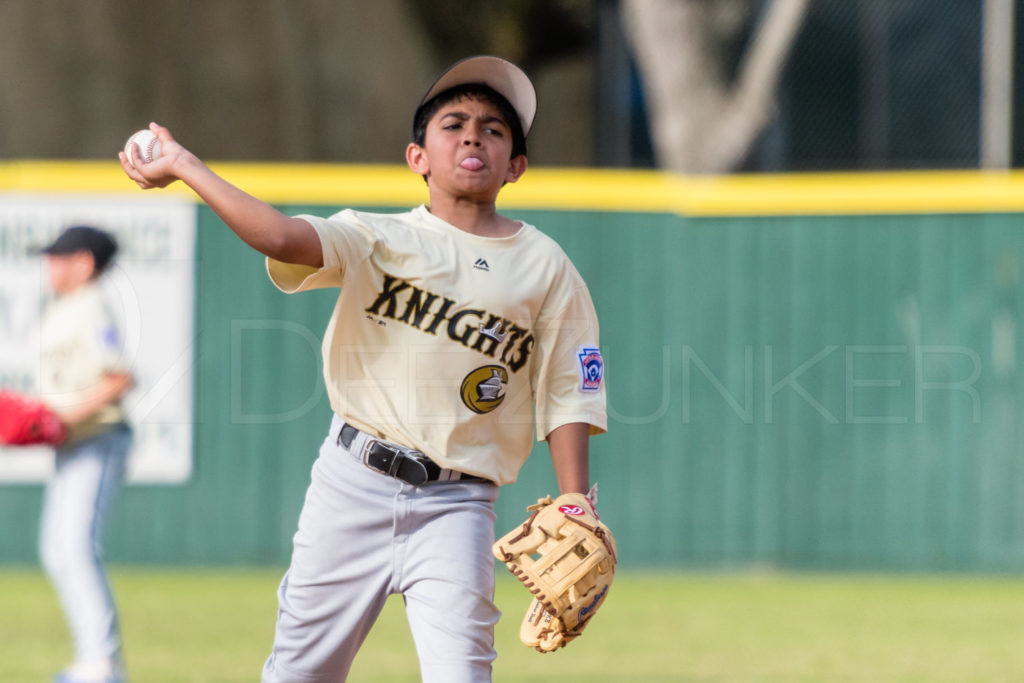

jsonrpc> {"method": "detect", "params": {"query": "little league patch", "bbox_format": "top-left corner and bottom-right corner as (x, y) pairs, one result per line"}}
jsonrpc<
(577, 347), (604, 391)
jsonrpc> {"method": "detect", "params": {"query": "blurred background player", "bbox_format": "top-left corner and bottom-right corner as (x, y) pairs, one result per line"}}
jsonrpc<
(35, 225), (133, 683)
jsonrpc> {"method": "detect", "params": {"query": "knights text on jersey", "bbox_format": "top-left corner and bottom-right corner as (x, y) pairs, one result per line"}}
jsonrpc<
(266, 205), (606, 485)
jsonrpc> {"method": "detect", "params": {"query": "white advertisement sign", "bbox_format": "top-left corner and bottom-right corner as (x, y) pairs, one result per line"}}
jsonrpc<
(0, 195), (195, 483)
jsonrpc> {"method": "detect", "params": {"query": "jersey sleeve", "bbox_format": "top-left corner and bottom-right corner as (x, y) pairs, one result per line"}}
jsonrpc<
(531, 273), (607, 440)
(95, 298), (130, 375)
(266, 209), (375, 293)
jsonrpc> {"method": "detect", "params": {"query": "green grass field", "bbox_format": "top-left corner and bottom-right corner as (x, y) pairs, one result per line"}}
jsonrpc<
(3, 569), (1024, 682)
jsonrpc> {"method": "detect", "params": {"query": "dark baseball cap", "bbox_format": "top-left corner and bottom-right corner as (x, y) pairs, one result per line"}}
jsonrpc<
(38, 225), (118, 273)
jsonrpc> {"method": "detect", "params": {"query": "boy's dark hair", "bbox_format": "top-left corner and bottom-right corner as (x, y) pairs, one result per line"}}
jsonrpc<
(411, 83), (527, 160)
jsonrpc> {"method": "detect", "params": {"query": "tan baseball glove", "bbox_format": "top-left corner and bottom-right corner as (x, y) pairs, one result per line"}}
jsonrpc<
(492, 492), (617, 652)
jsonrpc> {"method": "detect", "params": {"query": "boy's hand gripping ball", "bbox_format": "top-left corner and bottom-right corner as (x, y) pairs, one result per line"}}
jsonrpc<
(124, 129), (162, 167)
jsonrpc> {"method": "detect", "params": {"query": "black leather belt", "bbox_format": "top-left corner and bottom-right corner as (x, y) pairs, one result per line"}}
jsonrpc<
(338, 423), (490, 486)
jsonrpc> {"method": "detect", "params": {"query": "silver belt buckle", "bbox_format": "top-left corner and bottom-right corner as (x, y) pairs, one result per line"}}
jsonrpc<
(360, 439), (395, 476)
(361, 438), (431, 485)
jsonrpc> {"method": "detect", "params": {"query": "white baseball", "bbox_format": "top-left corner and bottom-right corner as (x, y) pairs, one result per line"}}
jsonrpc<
(124, 129), (162, 167)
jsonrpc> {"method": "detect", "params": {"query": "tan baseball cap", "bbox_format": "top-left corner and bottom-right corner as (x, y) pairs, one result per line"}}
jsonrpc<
(418, 55), (537, 136)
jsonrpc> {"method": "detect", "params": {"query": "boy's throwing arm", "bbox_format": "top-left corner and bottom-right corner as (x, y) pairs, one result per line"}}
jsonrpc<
(119, 123), (322, 267)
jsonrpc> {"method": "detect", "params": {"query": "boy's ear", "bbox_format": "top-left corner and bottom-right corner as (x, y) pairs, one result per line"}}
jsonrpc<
(406, 143), (429, 176)
(504, 154), (528, 184)
(76, 251), (98, 279)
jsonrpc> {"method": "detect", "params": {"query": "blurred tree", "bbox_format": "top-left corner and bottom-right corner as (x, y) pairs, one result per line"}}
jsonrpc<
(406, 0), (595, 72)
(622, 0), (810, 173)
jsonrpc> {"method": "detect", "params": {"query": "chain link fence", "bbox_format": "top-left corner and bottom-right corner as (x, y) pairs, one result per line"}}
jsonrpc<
(610, 0), (1014, 172)
(768, 0), (986, 171)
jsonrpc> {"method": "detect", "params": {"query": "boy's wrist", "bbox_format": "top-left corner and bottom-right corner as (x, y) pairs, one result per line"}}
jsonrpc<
(173, 152), (206, 185)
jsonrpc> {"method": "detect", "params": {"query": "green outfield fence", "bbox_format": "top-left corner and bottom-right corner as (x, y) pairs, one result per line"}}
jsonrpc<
(4, 163), (1024, 570)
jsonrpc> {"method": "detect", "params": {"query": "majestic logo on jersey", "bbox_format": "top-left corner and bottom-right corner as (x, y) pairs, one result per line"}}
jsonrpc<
(365, 274), (534, 373)
(473, 258), (490, 271)
(577, 346), (604, 392)
(461, 365), (509, 414)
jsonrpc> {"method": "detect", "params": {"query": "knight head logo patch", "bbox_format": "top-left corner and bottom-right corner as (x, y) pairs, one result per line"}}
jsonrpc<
(577, 347), (603, 392)
(460, 365), (509, 414)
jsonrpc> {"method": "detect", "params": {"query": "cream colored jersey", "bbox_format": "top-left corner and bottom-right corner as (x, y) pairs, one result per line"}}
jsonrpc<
(267, 205), (606, 485)
(39, 281), (129, 444)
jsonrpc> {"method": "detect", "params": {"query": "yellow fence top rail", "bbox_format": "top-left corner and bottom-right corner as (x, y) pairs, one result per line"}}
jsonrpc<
(4, 160), (1024, 216)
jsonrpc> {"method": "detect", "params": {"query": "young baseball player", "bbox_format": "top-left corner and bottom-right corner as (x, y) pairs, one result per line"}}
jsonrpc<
(35, 226), (133, 683)
(120, 55), (606, 683)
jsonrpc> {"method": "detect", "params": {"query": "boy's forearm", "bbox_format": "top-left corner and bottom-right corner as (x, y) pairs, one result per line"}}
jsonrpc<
(120, 124), (322, 267)
(53, 372), (132, 426)
(546, 422), (591, 494)
(176, 158), (322, 266)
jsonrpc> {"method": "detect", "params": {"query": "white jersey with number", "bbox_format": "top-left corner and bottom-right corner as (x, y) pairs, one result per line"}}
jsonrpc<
(266, 205), (606, 485)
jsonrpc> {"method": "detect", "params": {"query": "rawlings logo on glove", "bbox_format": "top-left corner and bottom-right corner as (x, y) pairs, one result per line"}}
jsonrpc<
(493, 491), (616, 652)
(0, 390), (67, 447)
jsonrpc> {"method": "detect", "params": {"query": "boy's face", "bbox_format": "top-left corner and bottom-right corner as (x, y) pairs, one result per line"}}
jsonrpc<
(406, 95), (527, 200)
(46, 251), (95, 294)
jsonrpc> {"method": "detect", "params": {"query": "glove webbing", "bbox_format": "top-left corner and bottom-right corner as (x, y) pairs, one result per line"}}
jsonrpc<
(497, 506), (545, 559)
(497, 509), (615, 615)
(563, 515), (618, 564)
(498, 500), (616, 560)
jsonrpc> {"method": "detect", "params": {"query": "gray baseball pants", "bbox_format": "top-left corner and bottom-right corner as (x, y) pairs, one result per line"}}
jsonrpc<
(262, 415), (501, 682)
(39, 425), (131, 670)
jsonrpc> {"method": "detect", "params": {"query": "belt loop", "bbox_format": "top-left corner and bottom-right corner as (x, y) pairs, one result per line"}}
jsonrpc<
(386, 447), (405, 478)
